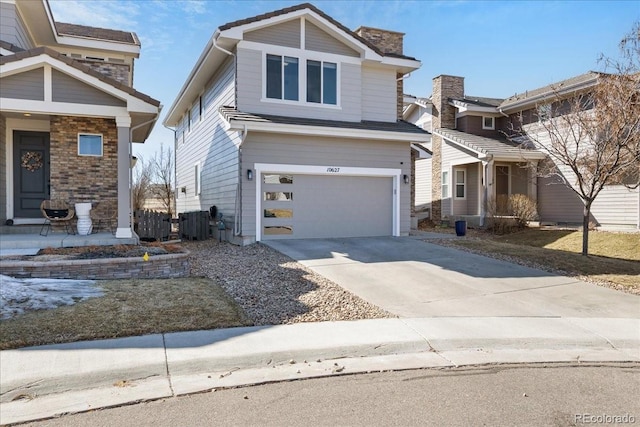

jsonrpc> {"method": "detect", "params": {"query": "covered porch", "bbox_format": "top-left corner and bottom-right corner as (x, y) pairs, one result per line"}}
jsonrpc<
(435, 128), (547, 226)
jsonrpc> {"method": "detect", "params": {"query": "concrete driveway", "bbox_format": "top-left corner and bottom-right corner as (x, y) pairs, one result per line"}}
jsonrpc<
(265, 236), (639, 318)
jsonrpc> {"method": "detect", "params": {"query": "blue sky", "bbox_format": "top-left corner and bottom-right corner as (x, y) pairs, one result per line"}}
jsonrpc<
(48, 0), (639, 160)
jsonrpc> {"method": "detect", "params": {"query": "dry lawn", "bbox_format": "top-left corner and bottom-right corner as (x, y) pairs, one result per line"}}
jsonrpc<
(0, 277), (252, 350)
(433, 227), (640, 293)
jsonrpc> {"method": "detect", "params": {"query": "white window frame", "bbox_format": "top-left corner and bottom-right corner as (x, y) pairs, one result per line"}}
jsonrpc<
(441, 170), (449, 199)
(482, 116), (495, 130)
(454, 168), (466, 200)
(77, 133), (103, 157)
(260, 48), (342, 109)
(194, 162), (201, 197)
(305, 59), (338, 105)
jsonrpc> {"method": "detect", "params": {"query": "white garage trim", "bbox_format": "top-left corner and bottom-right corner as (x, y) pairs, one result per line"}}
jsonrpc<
(254, 163), (401, 241)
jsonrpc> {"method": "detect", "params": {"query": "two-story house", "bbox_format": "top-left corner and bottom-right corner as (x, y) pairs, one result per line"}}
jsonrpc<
(164, 3), (429, 244)
(0, 0), (160, 238)
(404, 73), (640, 229)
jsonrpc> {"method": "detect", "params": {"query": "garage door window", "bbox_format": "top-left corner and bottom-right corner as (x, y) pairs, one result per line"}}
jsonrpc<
(264, 226), (293, 235)
(263, 174), (293, 184)
(264, 208), (293, 218)
(264, 192), (293, 201)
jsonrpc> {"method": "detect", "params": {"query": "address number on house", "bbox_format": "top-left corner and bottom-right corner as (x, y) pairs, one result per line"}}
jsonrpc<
(326, 167), (341, 173)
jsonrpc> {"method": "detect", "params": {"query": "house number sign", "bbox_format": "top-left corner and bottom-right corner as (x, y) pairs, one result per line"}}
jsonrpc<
(326, 167), (341, 173)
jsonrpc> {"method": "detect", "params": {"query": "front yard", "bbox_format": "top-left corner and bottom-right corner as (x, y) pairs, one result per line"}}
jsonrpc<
(426, 227), (640, 293)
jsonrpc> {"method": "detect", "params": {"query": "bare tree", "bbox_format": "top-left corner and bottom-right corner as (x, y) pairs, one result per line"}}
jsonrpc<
(132, 156), (152, 212)
(521, 22), (640, 256)
(147, 143), (175, 217)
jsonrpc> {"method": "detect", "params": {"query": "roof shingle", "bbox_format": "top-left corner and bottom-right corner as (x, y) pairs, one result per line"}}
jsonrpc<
(55, 22), (139, 45)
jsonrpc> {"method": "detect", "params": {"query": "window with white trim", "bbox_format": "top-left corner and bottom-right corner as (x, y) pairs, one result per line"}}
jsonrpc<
(194, 163), (201, 196)
(265, 54), (337, 106)
(454, 168), (466, 199)
(306, 60), (337, 105)
(266, 54), (299, 101)
(78, 134), (102, 156)
(441, 171), (449, 198)
(482, 116), (495, 130)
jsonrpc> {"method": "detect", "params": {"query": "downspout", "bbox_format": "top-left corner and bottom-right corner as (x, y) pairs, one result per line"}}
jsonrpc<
(235, 125), (248, 236)
(129, 115), (160, 240)
(164, 123), (177, 220)
(210, 34), (240, 235)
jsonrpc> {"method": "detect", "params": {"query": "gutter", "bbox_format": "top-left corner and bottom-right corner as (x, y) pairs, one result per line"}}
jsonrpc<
(499, 76), (598, 112)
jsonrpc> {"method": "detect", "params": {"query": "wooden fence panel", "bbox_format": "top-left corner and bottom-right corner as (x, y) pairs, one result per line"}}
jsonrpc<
(179, 211), (210, 241)
(135, 210), (171, 241)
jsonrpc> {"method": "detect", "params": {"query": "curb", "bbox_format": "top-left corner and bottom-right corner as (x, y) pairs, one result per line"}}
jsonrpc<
(1, 317), (639, 425)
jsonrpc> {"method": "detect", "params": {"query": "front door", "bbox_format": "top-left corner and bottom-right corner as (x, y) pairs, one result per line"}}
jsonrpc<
(495, 165), (510, 215)
(13, 131), (50, 218)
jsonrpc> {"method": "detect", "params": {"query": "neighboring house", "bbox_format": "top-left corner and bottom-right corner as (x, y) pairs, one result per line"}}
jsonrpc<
(0, 0), (160, 238)
(403, 73), (640, 229)
(143, 184), (175, 214)
(164, 2), (429, 244)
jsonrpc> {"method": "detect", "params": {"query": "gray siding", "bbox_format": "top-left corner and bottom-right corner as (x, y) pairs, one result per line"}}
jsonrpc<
(1, 68), (44, 100)
(441, 140), (477, 217)
(451, 163), (480, 216)
(361, 65), (396, 122)
(415, 158), (431, 211)
(305, 21), (358, 57)
(52, 70), (126, 106)
(0, 2), (33, 49)
(537, 177), (584, 223)
(236, 47), (361, 121)
(591, 185), (639, 227)
(241, 133), (411, 239)
(0, 114), (6, 221)
(245, 19), (300, 48)
(175, 57), (240, 224)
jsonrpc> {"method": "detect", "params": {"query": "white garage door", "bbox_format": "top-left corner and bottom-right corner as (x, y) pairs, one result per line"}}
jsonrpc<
(261, 173), (393, 240)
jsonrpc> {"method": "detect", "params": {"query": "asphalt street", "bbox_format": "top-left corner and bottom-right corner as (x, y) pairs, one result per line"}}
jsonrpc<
(24, 364), (640, 427)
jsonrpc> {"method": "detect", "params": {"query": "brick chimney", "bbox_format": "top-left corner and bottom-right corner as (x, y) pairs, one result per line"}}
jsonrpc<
(355, 26), (405, 120)
(431, 75), (464, 222)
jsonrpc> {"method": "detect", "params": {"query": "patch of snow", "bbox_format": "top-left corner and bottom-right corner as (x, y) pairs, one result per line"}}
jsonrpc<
(0, 275), (103, 320)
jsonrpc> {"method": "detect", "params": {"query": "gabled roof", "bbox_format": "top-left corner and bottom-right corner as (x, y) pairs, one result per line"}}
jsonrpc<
(0, 46), (159, 106)
(433, 128), (546, 161)
(219, 2), (416, 60)
(55, 22), (139, 46)
(499, 72), (600, 111)
(164, 2), (421, 126)
(220, 106), (430, 142)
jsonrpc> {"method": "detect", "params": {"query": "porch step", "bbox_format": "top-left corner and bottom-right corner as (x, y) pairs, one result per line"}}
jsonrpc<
(0, 225), (44, 235)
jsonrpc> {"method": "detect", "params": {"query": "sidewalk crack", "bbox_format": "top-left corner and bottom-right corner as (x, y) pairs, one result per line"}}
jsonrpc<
(162, 333), (175, 396)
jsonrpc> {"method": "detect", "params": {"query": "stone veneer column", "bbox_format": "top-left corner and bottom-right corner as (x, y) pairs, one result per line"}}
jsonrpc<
(431, 75), (464, 222)
(115, 116), (132, 238)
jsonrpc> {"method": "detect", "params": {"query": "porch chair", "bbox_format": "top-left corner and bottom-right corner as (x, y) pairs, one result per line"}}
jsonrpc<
(40, 200), (75, 236)
(91, 200), (117, 234)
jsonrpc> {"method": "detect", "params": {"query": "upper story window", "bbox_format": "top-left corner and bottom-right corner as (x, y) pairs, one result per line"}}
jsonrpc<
(78, 134), (102, 156)
(267, 54), (299, 101)
(482, 116), (495, 130)
(265, 54), (338, 106)
(307, 60), (337, 105)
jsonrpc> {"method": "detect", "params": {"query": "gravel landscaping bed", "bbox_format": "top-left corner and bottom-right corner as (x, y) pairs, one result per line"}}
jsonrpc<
(182, 240), (393, 325)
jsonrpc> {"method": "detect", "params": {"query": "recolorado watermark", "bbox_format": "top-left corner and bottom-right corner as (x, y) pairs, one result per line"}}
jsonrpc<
(575, 413), (636, 424)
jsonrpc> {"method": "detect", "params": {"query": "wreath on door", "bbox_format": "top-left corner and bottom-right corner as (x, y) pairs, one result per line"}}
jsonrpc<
(21, 151), (43, 172)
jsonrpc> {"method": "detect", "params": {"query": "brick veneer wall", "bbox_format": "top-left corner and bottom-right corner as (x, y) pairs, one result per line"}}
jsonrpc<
(431, 75), (464, 221)
(49, 116), (118, 209)
(0, 251), (190, 279)
(76, 60), (131, 86)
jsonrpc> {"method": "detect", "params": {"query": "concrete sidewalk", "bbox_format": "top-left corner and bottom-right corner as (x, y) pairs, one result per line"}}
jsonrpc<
(2, 316), (639, 425)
